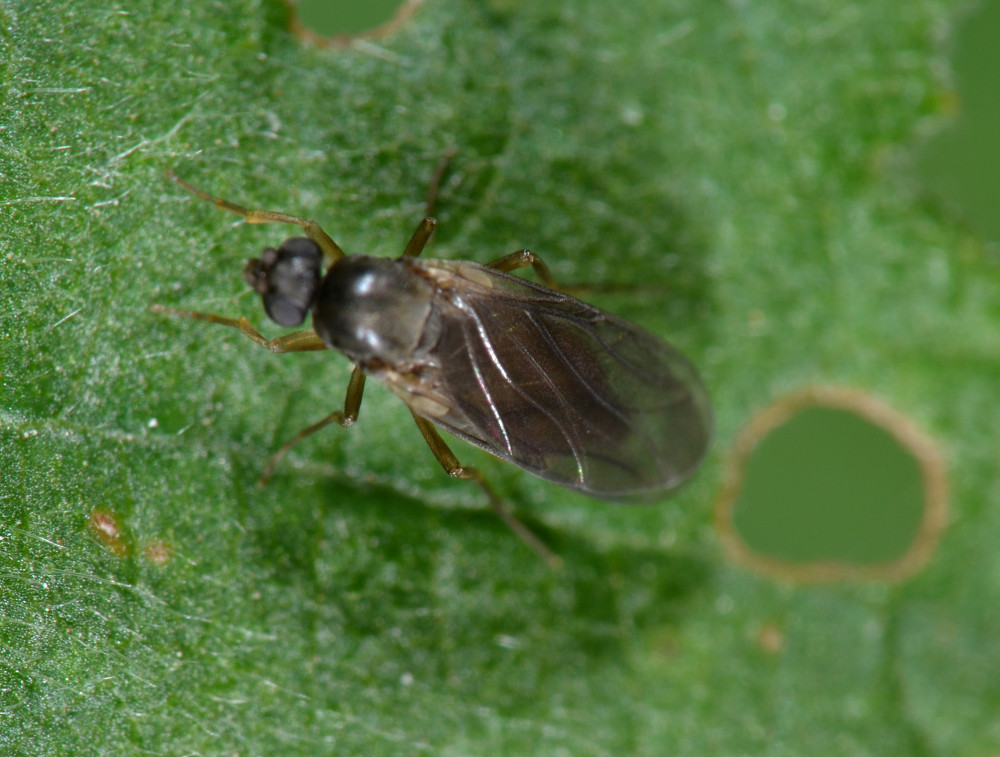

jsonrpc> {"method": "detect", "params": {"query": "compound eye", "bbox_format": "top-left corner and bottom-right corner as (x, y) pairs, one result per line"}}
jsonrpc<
(244, 238), (323, 327)
(264, 293), (310, 328)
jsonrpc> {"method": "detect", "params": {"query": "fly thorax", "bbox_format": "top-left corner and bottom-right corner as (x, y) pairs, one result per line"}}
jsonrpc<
(313, 256), (435, 365)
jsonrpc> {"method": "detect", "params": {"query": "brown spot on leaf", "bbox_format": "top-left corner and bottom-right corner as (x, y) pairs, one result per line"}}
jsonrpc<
(88, 509), (128, 557)
(142, 539), (173, 566)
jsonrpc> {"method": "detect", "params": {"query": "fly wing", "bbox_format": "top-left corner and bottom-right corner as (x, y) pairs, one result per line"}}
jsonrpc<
(391, 259), (711, 501)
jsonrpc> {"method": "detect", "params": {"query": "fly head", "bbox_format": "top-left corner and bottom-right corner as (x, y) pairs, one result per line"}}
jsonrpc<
(243, 237), (323, 327)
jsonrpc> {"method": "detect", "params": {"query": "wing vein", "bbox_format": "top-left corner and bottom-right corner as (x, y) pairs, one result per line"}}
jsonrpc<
(464, 302), (588, 482)
(460, 316), (512, 456)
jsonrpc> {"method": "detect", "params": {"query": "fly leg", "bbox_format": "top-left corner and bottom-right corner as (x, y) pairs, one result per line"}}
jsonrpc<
(410, 413), (562, 568)
(486, 249), (558, 289)
(166, 171), (346, 266)
(400, 218), (437, 258)
(398, 148), (458, 259)
(424, 147), (457, 219)
(149, 305), (328, 352)
(151, 304), (367, 484)
(257, 366), (366, 486)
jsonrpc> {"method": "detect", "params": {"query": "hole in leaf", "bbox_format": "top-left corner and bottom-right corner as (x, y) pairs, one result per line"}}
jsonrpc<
(917, 0), (1000, 244)
(715, 388), (948, 582)
(287, 0), (422, 46)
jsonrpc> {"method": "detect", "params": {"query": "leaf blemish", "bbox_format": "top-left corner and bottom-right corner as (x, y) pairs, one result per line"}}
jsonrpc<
(285, 0), (424, 49)
(142, 539), (173, 566)
(715, 387), (948, 583)
(88, 509), (129, 557)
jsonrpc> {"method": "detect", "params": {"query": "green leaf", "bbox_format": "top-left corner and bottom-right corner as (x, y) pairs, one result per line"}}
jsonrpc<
(3, 0), (998, 754)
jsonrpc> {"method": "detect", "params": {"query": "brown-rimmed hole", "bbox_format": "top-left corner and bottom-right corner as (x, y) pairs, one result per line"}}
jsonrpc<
(917, 0), (1000, 244)
(715, 387), (948, 582)
(287, 0), (422, 47)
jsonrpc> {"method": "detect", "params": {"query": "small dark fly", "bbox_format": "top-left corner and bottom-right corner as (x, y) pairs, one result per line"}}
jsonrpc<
(155, 172), (711, 564)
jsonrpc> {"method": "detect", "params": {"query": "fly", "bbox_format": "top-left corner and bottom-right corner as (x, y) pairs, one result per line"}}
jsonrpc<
(154, 171), (712, 565)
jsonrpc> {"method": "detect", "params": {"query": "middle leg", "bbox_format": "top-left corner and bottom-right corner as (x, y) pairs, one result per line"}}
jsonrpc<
(258, 365), (367, 486)
(486, 249), (558, 289)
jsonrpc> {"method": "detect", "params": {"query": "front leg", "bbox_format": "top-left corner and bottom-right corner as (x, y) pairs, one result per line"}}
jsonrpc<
(150, 305), (328, 352)
(166, 172), (346, 266)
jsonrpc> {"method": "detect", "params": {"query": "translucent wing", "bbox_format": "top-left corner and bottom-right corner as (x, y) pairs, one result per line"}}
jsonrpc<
(381, 259), (712, 500)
